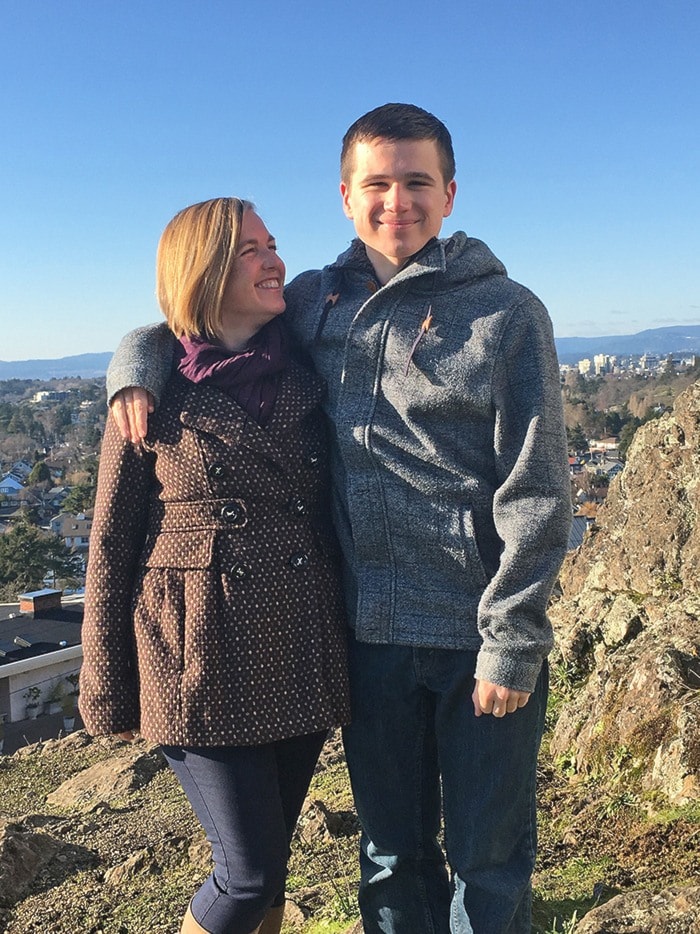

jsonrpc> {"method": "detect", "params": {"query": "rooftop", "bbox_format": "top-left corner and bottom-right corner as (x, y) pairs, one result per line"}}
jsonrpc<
(0, 594), (83, 665)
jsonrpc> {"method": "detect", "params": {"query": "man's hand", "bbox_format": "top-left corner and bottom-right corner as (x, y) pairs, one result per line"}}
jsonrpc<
(110, 387), (154, 444)
(472, 678), (530, 717)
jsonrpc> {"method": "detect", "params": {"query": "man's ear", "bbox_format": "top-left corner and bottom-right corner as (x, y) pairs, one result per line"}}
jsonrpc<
(443, 180), (457, 218)
(340, 181), (353, 219)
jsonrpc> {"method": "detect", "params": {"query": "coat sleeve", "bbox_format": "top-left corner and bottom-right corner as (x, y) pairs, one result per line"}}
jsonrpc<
(79, 415), (154, 735)
(474, 296), (572, 693)
(106, 322), (176, 406)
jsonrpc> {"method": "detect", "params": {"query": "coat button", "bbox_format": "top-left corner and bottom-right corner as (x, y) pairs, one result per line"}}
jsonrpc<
(289, 552), (309, 568)
(221, 501), (244, 522)
(208, 462), (226, 480)
(288, 497), (307, 515)
(231, 562), (250, 580)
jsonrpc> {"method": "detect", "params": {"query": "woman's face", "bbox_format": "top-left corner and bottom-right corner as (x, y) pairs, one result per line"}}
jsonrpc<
(220, 211), (286, 332)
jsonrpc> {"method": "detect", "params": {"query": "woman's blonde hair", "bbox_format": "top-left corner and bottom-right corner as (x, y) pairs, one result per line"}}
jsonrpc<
(156, 197), (254, 339)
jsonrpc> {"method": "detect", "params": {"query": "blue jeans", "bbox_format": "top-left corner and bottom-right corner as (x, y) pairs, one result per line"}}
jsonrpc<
(342, 633), (548, 934)
(162, 731), (327, 934)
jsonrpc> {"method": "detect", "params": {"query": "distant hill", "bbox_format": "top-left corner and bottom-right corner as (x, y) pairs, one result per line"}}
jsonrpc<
(555, 325), (700, 364)
(0, 352), (112, 380)
(1, 324), (699, 378)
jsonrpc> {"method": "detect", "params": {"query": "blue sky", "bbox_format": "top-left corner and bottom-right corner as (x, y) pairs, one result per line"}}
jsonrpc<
(1, 0), (698, 360)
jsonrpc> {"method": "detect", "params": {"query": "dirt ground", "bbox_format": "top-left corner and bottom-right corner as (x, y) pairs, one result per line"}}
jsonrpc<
(1, 727), (698, 933)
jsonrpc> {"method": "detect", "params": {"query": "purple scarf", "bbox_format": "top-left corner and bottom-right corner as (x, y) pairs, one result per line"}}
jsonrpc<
(175, 318), (288, 426)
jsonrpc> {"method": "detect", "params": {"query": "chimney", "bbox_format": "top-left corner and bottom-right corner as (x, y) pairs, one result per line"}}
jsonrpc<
(18, 588), (63, 618)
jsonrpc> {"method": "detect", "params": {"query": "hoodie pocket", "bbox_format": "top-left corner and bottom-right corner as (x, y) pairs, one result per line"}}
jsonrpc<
(459, 505), (489, 588)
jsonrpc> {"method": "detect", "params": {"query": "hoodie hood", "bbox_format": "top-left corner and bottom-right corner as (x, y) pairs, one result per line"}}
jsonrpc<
(328, 231), (509, 291)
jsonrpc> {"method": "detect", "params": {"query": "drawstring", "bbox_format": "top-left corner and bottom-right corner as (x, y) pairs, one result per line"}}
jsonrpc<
(313, 291), (340, 344)
(405, 306), (433, 376)
(405, 271), (438, 376)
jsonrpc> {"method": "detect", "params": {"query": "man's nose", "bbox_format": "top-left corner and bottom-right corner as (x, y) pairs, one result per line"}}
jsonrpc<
(384, 184), (408, 212)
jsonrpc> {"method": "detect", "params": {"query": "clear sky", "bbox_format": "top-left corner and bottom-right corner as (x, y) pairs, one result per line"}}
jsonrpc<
(1, 0), (698, 360)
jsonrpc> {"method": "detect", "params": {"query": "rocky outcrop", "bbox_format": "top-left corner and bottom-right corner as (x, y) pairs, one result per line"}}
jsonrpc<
(550, 381), (700, 802)
(574, 885), (700, 933)
(46, 745), (166, 811)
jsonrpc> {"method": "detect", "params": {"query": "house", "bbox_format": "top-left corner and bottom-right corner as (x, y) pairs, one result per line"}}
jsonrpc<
(44, 486), (71, 509)
(0, 589), (83, 724)
(0, 474), (25, 497)
(588, 436), (620, 454)
(568, 514), (591, 550)
(10, 460), (32, 480)
(31, 390), (70, 404)
(50, 512), (93, 552)
(42, 461), (66, 482)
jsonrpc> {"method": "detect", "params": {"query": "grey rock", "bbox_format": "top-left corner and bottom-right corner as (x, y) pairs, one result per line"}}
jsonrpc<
(575, 885), (700, 933)
(46, 748), (166, 811)
(550, 382), (700, 803)
(0, 818), (59, 907)
(104, 847), (156, 886)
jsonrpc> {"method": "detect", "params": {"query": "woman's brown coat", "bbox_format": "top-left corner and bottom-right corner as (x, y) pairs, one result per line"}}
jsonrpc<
(80, 363), (350, 746)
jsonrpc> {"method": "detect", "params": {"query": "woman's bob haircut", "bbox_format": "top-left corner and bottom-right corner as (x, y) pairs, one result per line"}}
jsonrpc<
(156, 197), (255, 339)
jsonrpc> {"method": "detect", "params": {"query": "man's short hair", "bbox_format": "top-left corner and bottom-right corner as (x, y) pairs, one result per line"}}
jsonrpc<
(341, 103), (456, 184)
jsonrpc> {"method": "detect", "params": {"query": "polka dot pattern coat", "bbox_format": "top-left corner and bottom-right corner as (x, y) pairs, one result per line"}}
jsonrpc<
(80, 363), (350, 746)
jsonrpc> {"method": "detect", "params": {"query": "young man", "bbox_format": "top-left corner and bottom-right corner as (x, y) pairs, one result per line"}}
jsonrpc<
(107, 104), (571, 934)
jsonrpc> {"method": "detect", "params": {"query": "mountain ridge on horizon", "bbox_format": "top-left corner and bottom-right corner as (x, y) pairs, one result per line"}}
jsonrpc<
(554, 323), (700, 363)
(1, 325), (700, 378)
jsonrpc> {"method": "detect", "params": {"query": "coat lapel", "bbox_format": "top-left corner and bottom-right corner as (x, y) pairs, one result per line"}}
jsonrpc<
(177, 363), (324, 467)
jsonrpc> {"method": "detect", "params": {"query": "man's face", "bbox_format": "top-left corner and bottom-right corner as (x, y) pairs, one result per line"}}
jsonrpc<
(340, 137), (456, 277)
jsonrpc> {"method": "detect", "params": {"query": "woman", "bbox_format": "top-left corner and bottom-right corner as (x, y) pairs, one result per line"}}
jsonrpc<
(79, 198), (350, 934)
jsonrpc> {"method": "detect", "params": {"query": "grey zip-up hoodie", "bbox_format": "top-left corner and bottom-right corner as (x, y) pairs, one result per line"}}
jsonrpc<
(107, 232), (571, 693)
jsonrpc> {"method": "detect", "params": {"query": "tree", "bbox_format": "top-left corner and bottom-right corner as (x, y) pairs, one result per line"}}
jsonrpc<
(659, 355), (676, 384)
(0, 514), (83, 600)
(567, 424), (589, 454)
(47, 404), (74, 440)
(28, 460), (51, 484)
(603, 411), (624, 437)
(61, 481), (96, 515)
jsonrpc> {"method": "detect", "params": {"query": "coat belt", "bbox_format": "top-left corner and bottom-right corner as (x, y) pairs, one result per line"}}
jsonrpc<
(146, 497), (307, 533)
